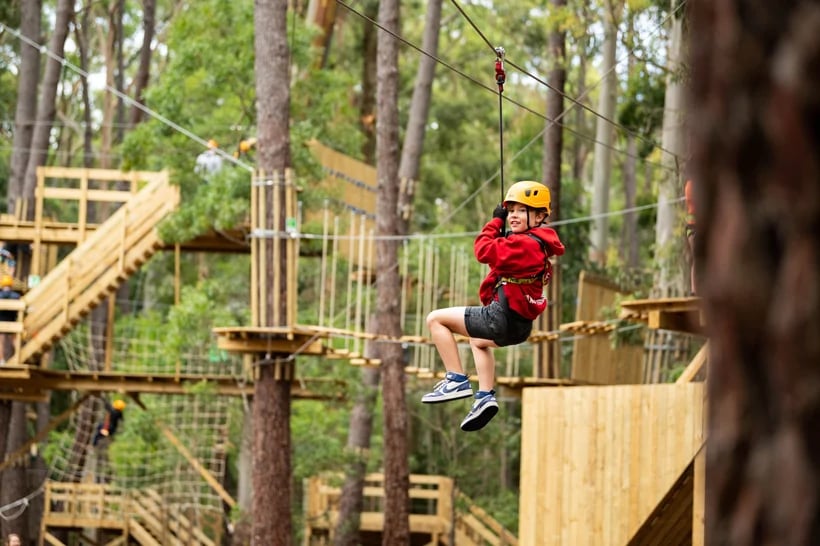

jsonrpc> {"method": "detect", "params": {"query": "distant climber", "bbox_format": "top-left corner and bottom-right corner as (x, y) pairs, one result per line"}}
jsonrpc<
(92, 399), (126, 446)
(195, 139), (224, 176)
(234, 137), (257, 160)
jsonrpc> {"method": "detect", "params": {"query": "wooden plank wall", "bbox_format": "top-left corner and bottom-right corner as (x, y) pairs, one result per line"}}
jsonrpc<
(571, 271), (643, 384)
(304, 140), (377, 267)
(519, 383), (705, 546)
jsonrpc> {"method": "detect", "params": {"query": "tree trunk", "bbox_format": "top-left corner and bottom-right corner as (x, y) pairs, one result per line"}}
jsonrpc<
(96, 1), (119, 170)
(335, 2), (439, 542)
(690, 0), (820, 543)
(654, 0), (687, 294)
(622, 137), (639, 269)
(253, 0), (292, 543)
(622, 12), (640, 271)
(76, 5), (95, 168)
(21, 0), (74, 208)
(8, 0), (41, 213)
(359, 0), (379, 163)
(572, 0), (591, 186)
(333, 359), (380, 546)
(0, 402), (28, 541)
(130, 0), (156, 126)
(375, 0), (410, 545)
(396, 0), (442, 233)
(537, 0), (567, 378)
(588, 6), (618, 265)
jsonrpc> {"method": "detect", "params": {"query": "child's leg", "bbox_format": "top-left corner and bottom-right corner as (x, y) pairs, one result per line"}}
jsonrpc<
(469, 337), (498, 392)
(426, 307), (469, 373)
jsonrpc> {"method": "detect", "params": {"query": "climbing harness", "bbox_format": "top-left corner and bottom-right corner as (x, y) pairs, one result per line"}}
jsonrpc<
(493, 233), (553, 291)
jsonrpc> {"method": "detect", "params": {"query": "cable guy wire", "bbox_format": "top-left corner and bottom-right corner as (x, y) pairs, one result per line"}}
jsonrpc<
(0, 21), (254, 172)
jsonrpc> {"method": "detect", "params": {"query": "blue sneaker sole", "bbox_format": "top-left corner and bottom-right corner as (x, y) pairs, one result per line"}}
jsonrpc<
(460, 403), (499, 431)
(421, 389), (474, 404)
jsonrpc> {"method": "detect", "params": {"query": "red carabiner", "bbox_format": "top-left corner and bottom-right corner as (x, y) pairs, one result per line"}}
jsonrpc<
(494, 47), (506, 92)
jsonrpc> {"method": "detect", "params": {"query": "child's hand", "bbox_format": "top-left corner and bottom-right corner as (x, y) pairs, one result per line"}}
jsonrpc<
(492, 204), (508, 222)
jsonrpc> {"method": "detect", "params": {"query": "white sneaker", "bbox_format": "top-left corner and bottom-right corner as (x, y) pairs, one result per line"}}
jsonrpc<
(421, 372), (473, 403)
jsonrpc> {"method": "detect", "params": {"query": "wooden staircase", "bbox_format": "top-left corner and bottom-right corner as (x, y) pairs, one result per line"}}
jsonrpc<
(8, 171), (179, 365)
(303, 473), (517, 546)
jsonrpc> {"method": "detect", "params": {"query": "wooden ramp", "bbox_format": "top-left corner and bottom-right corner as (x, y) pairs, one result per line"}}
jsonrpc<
(519, 382), (706, 546)
(8, 169), (178, 365)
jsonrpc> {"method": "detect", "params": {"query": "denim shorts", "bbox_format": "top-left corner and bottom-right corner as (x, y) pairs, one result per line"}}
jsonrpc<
(464, 293), (533, 347)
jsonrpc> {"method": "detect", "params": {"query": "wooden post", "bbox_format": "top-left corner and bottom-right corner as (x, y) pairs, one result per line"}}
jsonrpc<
(104, 295), (115, 372)
(693, 447), (706, 546)
(250, 172), (259, 324)
(329, 215), (340, 329)
(318, 202), (329, 327)
(272, 171), (282, 326)
(32, 166), (45, 276)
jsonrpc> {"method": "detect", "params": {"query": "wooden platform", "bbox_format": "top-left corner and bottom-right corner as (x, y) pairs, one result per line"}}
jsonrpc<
(0, 365), (343, 401)
(620, 296), (704, 334)
(213, 324), (576, 390)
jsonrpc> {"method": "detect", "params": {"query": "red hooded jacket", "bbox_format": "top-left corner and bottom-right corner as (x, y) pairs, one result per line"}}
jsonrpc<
(474, 217), (566, 320)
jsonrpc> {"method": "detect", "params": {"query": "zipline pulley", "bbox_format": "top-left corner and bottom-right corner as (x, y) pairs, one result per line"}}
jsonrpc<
(494, 47), (506, 93)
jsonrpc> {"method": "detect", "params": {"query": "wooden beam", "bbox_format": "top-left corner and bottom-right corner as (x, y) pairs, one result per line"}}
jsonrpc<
(677, 342), (709, 384)
(648, 309), (703, 334)
(216, 336), (325, 355)
(692, 448), (706, 546)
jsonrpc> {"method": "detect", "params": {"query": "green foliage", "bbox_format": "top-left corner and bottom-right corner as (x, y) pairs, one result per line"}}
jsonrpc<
(618, 64), (666, 157)
(159, 167), (251, 244)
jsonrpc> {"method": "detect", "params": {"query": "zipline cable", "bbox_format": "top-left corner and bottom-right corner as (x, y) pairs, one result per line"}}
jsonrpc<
(448, 0), (685, 159)
(334, 0), (675, 174)
(0, 21), (253, 172)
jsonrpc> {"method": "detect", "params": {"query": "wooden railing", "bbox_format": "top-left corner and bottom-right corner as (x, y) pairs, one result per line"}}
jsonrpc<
(303, 473), (517, 546)
(8, 168), (178, 365)
(40, 482), (215, 546)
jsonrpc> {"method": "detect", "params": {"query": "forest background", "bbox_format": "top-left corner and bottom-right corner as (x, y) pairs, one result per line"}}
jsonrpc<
(0, 0), (691, 543)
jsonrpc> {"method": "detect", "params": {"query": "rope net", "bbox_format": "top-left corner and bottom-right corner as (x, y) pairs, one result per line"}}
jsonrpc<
(44, 305), (245, 522)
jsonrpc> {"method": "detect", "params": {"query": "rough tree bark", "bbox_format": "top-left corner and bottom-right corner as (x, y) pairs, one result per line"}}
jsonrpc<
(690, 0), (820, 543)
(537, 0), (567, 378)
(333, 1), (441, 543)
(21, 0), (73, 205)
(654, 0), (687, 294)
(359, 0), (379, 163)
(375, 0), (411, 544)
(253, 0), (292, 544)
(588, 4), (618, 265)
(130, 0), (156, 126)
(7, 0), (41, 213)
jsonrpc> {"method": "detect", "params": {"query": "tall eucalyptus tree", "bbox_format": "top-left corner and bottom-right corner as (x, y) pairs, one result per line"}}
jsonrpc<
(252, 0), (293, 543)
(374, 0), (411, 543)
(333, 1), (443, 543)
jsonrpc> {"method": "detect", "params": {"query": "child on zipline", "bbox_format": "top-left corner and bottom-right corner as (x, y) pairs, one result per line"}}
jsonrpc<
(423, 181), (565, 431)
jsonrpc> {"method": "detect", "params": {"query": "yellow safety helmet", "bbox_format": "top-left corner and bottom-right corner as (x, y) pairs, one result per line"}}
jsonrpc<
(503, 180), (551, 216)
(0, 275), (13, 288)
(112, 399), (126, 411)
(207, 139), (218, 149)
